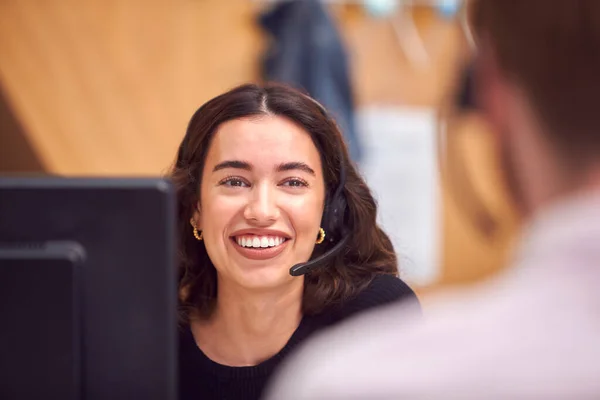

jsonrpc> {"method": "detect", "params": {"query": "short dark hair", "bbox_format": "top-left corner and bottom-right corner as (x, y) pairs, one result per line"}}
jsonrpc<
(470, 0), (600, 169)
(170, 83), (398, 322)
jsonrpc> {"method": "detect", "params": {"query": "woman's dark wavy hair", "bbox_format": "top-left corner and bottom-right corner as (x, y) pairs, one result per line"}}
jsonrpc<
(171, 83), (398, 322)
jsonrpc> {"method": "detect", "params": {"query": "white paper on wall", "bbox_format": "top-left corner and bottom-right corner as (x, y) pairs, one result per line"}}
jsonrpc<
(357, 106), (441, 286)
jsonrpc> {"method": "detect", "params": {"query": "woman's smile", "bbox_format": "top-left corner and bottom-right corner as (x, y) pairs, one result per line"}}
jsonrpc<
(229, 229), (292, 261)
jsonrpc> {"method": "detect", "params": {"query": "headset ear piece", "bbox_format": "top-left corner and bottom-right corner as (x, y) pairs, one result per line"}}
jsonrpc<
(321, 192), (347, 240)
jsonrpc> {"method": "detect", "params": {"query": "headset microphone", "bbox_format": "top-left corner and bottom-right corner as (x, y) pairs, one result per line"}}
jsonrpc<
(289, 235), (349, 276)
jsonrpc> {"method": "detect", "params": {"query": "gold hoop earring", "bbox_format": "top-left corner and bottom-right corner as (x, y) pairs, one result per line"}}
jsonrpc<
(193, 227), (203, 241)
(316, 227), (325, 244)
(190, 218), (203, 241)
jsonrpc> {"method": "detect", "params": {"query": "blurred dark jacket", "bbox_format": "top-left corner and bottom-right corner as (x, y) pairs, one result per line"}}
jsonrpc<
(259, 0), (363, 164)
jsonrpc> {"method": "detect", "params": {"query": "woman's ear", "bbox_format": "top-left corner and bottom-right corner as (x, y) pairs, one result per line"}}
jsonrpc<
(192, 202), (202, 230)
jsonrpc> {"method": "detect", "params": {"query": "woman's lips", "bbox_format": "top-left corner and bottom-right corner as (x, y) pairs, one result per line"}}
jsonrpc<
(230, 235), (289, 260)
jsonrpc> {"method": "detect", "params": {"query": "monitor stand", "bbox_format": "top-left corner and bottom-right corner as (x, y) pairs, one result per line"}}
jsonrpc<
(0, 241), (85, 400)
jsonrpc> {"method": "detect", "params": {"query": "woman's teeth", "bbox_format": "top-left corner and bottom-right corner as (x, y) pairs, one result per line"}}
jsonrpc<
(235, 236), (286, 248)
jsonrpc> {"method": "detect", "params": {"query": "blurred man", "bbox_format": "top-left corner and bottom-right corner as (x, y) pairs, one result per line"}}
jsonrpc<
(265, 1), (600, 398)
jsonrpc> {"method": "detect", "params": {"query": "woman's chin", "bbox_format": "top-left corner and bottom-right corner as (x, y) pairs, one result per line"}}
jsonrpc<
(234, 265), (299, 291)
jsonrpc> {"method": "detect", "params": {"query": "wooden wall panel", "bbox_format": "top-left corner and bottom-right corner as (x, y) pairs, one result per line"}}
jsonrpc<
(335, 5), (464, 106)
(439, 115), (519, 288)
(0, 0), (263, 175)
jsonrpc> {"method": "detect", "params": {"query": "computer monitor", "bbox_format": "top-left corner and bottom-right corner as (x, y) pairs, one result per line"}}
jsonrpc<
(0, 177), (177, 400)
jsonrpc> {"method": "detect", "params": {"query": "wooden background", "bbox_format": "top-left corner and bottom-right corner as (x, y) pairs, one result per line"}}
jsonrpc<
(0, 0), (519, 295)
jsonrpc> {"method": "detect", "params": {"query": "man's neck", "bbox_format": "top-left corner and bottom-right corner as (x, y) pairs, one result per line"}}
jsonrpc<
(516, 169), (600, 262)
(190, 279), (304, 367)
(532, 165), (600, 218)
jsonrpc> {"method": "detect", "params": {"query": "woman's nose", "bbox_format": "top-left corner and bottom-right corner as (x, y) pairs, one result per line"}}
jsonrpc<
(243, 183), (280, 224)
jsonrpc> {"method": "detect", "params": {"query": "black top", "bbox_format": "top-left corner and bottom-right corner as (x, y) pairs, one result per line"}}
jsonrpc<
(178, 274), (418, 400)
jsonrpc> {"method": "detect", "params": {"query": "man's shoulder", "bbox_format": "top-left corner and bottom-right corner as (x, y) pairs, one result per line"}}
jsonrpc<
(266, 270), (589, 400)
(266, 287), (506, 400)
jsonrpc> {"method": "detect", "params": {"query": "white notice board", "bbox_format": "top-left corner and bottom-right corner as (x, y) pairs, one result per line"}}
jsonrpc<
(357, 106), (441, 286)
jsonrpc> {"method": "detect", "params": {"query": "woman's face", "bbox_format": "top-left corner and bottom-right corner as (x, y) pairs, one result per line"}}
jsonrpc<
(193, 115), (326, 290)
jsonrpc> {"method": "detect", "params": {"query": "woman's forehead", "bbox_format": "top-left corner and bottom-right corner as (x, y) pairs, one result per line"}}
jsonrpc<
(206, 117), (323, 170)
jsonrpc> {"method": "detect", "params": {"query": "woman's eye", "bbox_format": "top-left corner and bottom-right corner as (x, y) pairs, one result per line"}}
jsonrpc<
(281, 178), (308, 188)
(221, 178), (249, 187)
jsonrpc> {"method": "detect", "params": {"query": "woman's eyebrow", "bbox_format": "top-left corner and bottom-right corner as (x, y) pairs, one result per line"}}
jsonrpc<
(276, 162), (315, 176)
(212, 160), (252, 172)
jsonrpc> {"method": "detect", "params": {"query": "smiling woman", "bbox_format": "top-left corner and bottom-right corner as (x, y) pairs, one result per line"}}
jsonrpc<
(170, 83), (419, 400)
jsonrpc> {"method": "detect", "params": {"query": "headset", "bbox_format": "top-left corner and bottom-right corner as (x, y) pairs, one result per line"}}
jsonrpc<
(289, 98), (351, 276)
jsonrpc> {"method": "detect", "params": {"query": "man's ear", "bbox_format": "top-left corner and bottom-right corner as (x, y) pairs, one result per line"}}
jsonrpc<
(475, 43), (509, 139)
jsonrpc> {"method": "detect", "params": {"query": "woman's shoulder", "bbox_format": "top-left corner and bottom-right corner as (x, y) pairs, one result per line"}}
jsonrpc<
(326, 274), (419, 324)
(349, 274), (418, 310)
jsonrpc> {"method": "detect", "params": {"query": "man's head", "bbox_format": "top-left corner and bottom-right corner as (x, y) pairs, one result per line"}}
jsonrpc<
(469, 0), (600, 217)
